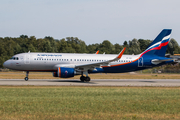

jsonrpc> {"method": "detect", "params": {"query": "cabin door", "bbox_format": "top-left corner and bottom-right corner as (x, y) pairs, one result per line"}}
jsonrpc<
(25, 54), (30, 64)
(138, 57), (143, 67)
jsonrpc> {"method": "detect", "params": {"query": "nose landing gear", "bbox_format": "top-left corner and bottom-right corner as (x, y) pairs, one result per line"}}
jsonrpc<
(24, 71), (29, 81)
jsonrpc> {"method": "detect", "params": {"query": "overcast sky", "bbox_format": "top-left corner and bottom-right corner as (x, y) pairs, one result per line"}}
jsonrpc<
(0, 0), (180, 45)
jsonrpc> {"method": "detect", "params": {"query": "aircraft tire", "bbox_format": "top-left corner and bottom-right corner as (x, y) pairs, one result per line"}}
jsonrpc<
(80, 76), (85, 82)
(84, 76), (90, 82)
(24, 77), (29, 81)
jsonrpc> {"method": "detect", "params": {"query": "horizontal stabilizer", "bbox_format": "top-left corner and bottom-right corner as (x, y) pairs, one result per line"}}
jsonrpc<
(151, 58), (174, 65)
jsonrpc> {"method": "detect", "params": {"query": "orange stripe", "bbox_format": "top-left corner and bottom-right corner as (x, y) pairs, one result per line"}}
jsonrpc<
(59, 67), (61, 78)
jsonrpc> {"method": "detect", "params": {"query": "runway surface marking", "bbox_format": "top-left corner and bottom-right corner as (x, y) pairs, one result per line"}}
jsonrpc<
(0, 79), (180, 86)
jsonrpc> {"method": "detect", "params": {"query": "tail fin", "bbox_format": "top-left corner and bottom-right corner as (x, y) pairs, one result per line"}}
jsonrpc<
(140, 29), (172, 57)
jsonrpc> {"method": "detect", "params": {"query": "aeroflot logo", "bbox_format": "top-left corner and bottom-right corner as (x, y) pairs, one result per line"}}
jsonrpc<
(37, 54), (62, 57)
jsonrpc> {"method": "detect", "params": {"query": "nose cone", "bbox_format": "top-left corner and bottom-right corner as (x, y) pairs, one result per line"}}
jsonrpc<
(3, 61), (9, 68)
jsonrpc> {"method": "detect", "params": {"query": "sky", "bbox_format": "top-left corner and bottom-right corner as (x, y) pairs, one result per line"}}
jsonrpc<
(0, 0), (180, 45)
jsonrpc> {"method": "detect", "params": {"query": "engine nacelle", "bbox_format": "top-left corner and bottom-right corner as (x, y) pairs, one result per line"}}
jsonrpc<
(53, 67), (75, 78)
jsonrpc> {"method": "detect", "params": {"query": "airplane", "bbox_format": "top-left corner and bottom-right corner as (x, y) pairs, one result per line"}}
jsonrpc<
(3, 29), (174, 82)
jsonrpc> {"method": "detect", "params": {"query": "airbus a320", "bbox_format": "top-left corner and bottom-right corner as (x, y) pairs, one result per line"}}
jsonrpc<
(3, 29), (174, 82)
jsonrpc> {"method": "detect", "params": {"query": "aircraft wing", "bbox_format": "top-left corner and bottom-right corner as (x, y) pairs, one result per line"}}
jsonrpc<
(75, 48), (126, 71)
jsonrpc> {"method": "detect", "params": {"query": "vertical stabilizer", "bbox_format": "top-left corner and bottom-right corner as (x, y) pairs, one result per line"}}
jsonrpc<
(141, 29), (172, 57)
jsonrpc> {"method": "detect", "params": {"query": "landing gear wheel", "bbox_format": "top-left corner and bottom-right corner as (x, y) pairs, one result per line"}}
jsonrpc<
(85, 76), (90, 82)
(80, 76), (85, 82)
(24, 77), (28, 81)
(80, 76), (91, 82)
(24, 71), (29, 81)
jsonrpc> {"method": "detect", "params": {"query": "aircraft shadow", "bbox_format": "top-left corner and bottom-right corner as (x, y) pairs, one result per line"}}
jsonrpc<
(141, 81), (156, 83)
(48, 80), (97, 84)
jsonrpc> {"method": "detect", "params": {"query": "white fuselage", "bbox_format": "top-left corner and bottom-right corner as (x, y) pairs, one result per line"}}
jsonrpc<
(4, 52), (140, 71)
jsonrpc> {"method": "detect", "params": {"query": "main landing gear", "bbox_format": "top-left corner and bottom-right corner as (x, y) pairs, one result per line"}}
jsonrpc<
(24, 71), (29, 81)
(80, 71), (91, 82)
(80, 76), (91, 82)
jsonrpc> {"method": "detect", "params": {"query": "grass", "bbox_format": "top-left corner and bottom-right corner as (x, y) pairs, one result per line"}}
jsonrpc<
(0, 86), (180, 119)
(1, 72), (180, 79)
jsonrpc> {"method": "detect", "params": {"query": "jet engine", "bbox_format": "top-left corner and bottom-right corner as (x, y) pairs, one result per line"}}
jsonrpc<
(53, 67), (75, 78)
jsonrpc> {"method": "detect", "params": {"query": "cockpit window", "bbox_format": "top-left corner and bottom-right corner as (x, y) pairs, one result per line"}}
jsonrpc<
(10, 57), (19, 60)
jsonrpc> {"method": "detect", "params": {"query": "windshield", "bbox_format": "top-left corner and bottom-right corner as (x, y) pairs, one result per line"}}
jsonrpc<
(10, 57), (19, 60)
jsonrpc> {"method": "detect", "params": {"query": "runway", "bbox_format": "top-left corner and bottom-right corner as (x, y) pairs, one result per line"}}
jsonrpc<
(0, 79), (180, 86)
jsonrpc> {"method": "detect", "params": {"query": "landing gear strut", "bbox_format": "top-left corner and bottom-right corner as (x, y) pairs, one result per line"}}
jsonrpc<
(24, 71), (29, 81)
(80, 76), (91, 82)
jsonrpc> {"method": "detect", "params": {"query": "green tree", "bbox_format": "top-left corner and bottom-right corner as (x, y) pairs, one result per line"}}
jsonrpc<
(167, 38), (180, 55)
(138, 39), (151, 52)
(98, 40), (113, 54)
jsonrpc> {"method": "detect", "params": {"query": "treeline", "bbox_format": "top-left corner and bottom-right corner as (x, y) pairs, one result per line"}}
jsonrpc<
(0, 35), (180, 68)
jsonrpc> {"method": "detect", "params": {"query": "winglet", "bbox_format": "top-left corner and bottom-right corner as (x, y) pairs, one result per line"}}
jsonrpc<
(95, 50), (99, 54)
(117, 47), (126, 58)
(109, 47), (126, 62)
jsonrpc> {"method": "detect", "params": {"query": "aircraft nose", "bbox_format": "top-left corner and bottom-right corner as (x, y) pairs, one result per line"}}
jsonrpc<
(3, 61), (9, 68)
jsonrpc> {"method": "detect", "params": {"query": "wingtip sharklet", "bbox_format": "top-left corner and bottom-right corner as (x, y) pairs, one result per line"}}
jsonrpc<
(117, 47), (126, 59)
(95, 50), (99, 54)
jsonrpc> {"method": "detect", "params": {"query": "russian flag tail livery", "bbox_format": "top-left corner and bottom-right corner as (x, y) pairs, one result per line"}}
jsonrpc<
(140, 29), (172, 57)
